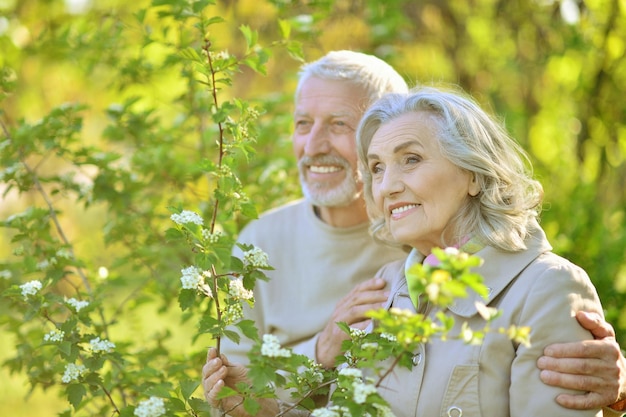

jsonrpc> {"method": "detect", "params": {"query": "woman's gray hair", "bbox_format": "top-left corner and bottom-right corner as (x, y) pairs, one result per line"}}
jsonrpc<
(356, 86), (543, 252)
(295, 50), (409, 107)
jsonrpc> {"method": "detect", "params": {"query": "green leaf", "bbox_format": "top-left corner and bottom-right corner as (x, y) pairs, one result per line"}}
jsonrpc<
(178, 289), (197, 311)
(66, 383), (86, 409)
(239, 25), (256, 49)
(235, 319), (259, 342)
(188, 396), (213, 413)
(180, 379), (200, 400)
(58, 341), (72, 357)
(222, 328), (240, 344)
(243, 397), (261, 415)
(278, 19), (291, 39)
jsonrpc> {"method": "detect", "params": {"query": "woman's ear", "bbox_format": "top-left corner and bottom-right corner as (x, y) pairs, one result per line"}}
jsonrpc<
(468, 174), (480, 197)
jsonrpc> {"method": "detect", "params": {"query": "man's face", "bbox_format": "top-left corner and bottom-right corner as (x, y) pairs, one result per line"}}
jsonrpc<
(292, 77), (370, 207)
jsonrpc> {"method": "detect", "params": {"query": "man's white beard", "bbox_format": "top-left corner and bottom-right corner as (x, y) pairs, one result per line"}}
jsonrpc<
(298, 155), (361, 207)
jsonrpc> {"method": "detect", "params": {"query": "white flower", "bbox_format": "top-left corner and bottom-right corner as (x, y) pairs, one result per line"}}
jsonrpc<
(56, 248), (72, 259)
(170, 210), (203, 226)
(373, 403), (396, 417)
(380, 332), (397, 342)
(20, 280), (42, 299)
(260, 334), (291, 358)
(202, 229), (223, 243)
(44, 329), (65, 342)
(0, 269), (12, 279)
(242, 246), (269, 268)
(180, 266), (203, 290)
(312, 406), (351, 417)
(352, 379), (377, 404)
(98, 266), (109, 279)
(61, 363), (86, 383)
(66, 297), (89, 312)
(228, 278), (253, 300)
(134, 396), (166, 417)
(338, 367), (362, 379)
(223, 303), (244, 323)
(349, 328), (366, 338)
(444, 246), (460, 256)
(90, 337), (115, 353)
(311, 408), (341, 417)
(37, 258), (57, 269)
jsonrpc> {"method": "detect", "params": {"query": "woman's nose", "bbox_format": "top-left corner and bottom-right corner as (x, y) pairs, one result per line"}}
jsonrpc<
(379, 168), (404, 196)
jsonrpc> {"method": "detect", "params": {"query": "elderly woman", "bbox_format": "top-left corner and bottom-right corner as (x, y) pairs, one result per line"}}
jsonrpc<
(203, 87), (615, 417)
(355, 86), (604, 416)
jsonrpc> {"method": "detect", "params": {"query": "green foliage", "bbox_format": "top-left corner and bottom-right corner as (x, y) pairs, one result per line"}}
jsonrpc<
(0, 0), (625, 416)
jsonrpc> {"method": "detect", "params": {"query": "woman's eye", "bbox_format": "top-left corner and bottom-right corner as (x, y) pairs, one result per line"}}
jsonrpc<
(369, 163), (382, 174)
(406, 154), (421, 164)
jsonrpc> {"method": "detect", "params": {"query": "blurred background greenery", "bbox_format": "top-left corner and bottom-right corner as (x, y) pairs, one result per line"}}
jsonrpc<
(1, 0), (625, 415)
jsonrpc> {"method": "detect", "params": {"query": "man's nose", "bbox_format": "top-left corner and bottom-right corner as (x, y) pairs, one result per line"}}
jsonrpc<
(303, 124), (331, 155)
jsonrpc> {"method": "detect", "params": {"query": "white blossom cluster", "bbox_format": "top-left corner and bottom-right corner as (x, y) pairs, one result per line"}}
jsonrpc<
(56, 248), (72, 259)
(352, 379), (377, 404)
(297, 360), (324, 385)
(228, 279), (253, 300)
(66, 297), (89, 312)
(242, 247), (269, 268)
(180, 266), (203, 290)
(379, 333), (397, 342)
(44, 328), (65, 342)
(202, 229), (223, 243)
(210, 50), (230, 61)
(338, 367), (377, 405)
(20, 280), (42, 299)
(0, 269), (12, 279)
(223, 302), (243, 324)
(134, 396), (166, 417)
(170, 210), (204, 226)
(90, 337), (115, 353)
(349, 328), (366, 339)
(260, 334), (291, 358)
(338, 367), (363, 379)
(372, 404), (395, 417)
(311, 406), (351, 417)
(37, 258), (57, 270)
(62, 363), (87, 383)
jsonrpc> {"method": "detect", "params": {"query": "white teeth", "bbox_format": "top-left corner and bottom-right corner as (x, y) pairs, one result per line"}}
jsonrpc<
(391, 204), (418, 215)
(310, 165), (341, 173)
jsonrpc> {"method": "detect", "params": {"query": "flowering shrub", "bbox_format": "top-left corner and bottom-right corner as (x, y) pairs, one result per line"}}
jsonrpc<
(0, 1), (297, 416)
(0, 2), (530, 417)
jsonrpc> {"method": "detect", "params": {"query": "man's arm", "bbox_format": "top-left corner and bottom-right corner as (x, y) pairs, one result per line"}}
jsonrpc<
(537, 311), (626, 411)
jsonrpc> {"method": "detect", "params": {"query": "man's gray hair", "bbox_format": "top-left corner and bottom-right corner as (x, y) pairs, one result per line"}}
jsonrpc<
(295, 50), (409, 107)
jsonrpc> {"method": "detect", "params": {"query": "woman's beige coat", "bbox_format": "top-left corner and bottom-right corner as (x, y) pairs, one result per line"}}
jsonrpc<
(373, 223), (604, 417)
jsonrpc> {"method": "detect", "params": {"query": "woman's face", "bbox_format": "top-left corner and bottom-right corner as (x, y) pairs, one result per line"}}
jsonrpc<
(366, 111), (479, 254)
